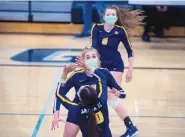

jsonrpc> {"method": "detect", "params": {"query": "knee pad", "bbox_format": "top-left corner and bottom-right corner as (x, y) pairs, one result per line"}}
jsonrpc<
(108, 99), (120, 109)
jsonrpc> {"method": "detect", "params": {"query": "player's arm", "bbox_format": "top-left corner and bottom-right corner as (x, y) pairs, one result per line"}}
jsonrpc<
(53, 71), (78, 113)
(52, 70), (78, 130)
(120, 27), (134, 81)
(120, 27), (133, 59)
(55, 80), (78, 111)
(90, 24), (99, 49)
(104, 69), (126, 98)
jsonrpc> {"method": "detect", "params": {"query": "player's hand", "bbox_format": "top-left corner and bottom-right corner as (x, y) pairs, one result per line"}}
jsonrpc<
(125, 69), (132, 83)
(110, 88), (121, 97)
(75, 56), (85, 68)
(63, 64), (76, 74)
(75, 56), (91, 71)
(51, 117), (63, 130)
(110, 88), (126, 98)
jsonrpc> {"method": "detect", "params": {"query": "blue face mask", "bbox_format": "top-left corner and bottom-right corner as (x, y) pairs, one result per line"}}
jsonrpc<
(85, 59), (99, 69)
(105, 15), (117, 25)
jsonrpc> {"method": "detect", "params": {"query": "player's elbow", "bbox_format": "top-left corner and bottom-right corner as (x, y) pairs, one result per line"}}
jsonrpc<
(58, 90), (64, 97)
(57, 87), (66, 98)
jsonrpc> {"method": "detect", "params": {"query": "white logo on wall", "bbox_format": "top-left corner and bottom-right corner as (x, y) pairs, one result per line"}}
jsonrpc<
(42, 50), (81, 65)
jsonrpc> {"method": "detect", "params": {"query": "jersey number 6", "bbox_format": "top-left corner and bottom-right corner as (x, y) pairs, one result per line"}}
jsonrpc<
(95, 111), (104, 124)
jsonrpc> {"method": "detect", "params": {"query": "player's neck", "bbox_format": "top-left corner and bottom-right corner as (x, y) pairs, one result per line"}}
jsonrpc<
(85, 71), (93, 77)
(104, 24), (114, 32)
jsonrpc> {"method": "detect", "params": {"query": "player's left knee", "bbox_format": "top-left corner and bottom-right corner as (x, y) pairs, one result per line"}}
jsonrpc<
(108, 98), (120, 109)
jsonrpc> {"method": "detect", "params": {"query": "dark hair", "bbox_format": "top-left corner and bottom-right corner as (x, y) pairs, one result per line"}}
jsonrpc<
(79, 86), (100, 137)
(104, 5), (145, 36)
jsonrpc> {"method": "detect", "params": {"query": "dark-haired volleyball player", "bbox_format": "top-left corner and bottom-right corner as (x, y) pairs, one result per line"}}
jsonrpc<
(90, 5), (144, 137)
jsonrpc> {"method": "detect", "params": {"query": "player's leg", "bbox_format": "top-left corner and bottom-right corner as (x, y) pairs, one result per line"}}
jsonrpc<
(63, 111), (80, 137)
(108, 71), (127, 119)
(63, 122), (79, 137)
(108, 70), (139, 137)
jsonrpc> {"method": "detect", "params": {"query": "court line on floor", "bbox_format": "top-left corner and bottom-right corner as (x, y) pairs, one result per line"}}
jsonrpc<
(31, 68), (63, 137)
(0, 113), (185, 119)
(0, 63), (185, 70)
(31, 39), (76, 137)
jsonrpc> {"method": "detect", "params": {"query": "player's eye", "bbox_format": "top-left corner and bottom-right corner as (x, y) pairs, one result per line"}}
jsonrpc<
(86, 56), (90, 60)
(112, 13), (116, 16)
(92, 55), (97, 59)
(106, 13), (110, 16)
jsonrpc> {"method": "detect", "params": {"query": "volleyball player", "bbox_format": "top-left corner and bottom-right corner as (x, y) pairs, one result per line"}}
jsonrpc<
(90, 5), (144, 137)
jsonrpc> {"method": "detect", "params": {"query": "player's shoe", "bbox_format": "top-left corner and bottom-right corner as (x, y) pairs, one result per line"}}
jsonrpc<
(120, 126), (139, 137)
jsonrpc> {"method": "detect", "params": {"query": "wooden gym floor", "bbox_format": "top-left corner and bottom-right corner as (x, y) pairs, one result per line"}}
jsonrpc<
(0, 34), (185, 137)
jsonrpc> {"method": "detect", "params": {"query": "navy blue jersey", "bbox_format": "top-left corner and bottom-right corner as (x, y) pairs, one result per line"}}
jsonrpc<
(53, 68), (125, 112)
(90, 24), (133, 72)
(77, 100), (111, 137)
(53, 68), (126, 137)
(55, 87), (111, 137)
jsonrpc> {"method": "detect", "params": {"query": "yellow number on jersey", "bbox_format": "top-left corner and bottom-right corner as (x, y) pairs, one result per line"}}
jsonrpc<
(102, 38), (108, 45)
(95, 111), (104, 124)
(91, 84), (96, 90)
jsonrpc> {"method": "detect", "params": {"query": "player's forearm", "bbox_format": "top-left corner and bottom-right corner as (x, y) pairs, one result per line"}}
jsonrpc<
(128, 58), (134, 70)
(53, 96), (62, 113)
(61, 71), (68, 80)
